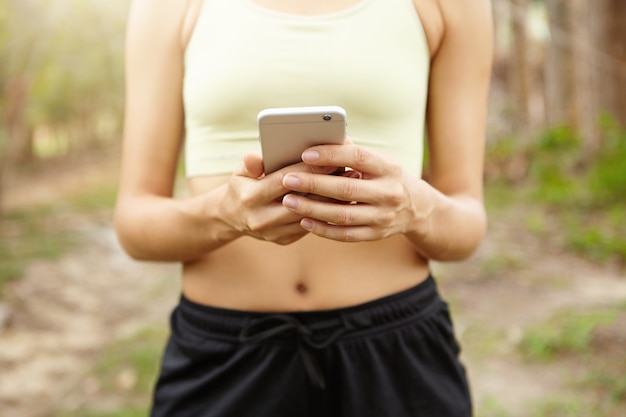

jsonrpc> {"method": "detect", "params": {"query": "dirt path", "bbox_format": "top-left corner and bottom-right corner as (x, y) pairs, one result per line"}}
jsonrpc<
(0, 225), (180, 417)
(434, 208), (626, 415)
(1, 166), (625, 416)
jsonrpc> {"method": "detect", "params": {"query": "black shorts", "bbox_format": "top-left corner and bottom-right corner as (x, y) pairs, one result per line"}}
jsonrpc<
(150, 275), (472, 417)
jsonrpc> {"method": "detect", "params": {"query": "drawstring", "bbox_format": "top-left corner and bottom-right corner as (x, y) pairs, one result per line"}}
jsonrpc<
(239, 314), (348, 389)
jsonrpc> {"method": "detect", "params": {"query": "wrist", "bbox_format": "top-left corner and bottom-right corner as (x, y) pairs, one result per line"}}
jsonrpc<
(210, 185), (246, 242)
(405, 179), (437, 244)
(403, 182), (487, 261)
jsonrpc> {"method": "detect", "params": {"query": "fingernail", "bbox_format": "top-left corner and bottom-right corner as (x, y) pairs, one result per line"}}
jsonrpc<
(347, 170), (362, 179)
(301, 218), (314, 230)
(282, 194), (299, 209)
(283, 175), (300, 188)
(302, 150), (319, 162)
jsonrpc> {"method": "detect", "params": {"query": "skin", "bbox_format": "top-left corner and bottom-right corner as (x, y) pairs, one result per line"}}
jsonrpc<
(115, 0), (493, 311)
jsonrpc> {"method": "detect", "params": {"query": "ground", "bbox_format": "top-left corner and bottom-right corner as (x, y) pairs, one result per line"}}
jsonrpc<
(1, 156), (624, 417)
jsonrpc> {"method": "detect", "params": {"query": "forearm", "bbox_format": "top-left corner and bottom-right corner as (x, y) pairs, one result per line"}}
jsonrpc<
(114, 188), (240, 262)
(405, 181), (487, 261)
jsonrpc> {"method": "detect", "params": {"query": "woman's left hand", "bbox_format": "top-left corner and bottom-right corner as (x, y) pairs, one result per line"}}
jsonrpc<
(281, 143), (430, 242)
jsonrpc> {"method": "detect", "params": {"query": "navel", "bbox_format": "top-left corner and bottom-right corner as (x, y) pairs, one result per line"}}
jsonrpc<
(295, 282), (309, 295)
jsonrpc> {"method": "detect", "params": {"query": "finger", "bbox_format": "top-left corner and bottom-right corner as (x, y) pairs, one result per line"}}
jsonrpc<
(282, 173), (380, 204)
(243, 203), (310, 242)
(305, 193), (353, 204)
(263, 161), (343, 201)
(236, 152), (264, 178)
(299, 219), (377, 243)
(338, 169), (362, 179)
(252, 161), (323, 201)
(262, 162), (339, 199)
(302, 144), (393, 177)
(282, 194), (385, 227)
(249, 202), (305, 231)
(251, 222), (310, 245)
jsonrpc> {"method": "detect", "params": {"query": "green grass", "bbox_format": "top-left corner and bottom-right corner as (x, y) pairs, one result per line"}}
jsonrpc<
(520, 308), (617, 362)
(461, 324), (509, 358)
(530, 398), (586, 417)
(529, 392), (626, 417)
(0, 181), (117, 292)
(476, 396), (511, 417)
(0, 174), (167, 417)
(565, 205), (626, 262)
(1, 207), (78, 290)
(57, 409), (148, 417)
(519, 306), (626, 417)
(93, 327), (167, 396)
(63, 181), (118, 211)
(484, 117), (626, 264)
(57, 326), (168, 417)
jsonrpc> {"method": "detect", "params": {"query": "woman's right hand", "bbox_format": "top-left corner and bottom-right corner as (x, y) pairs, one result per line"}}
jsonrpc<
(222, 152), (338, 245)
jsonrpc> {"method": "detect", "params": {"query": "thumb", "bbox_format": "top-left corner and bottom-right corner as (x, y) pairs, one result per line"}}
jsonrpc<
(235, 152), (265, 178)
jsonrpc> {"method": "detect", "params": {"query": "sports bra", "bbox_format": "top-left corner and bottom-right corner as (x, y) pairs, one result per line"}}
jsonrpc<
(183, 0), (430, 177)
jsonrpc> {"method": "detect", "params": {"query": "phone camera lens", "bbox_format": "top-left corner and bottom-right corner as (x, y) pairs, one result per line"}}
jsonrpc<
(323, 114), (332, 121)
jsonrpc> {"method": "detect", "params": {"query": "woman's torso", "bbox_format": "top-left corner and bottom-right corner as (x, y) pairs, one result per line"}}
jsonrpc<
(181, 0), (444, 311)
(183, 177), (431, 311)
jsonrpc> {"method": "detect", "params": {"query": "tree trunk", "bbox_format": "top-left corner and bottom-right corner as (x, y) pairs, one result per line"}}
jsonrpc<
(509, 0), (531, 136)
(0, 77), (33, 212)
(590, 0), (626, 130)
(570, 0), (596, 155)
(545, 0), (626, 157)
(4, 77), (34, 164)
(545, 0), (578, 127)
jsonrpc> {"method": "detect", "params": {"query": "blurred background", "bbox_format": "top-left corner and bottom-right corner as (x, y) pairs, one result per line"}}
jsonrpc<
(0, 0), (624, 416)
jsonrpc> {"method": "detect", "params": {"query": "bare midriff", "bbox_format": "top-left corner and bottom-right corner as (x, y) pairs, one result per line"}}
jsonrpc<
(182, 175), (430, 312)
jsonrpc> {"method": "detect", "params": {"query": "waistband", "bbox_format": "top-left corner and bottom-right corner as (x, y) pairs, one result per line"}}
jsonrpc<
(175, 275), (442, 389)
(176, 274), (442, 342)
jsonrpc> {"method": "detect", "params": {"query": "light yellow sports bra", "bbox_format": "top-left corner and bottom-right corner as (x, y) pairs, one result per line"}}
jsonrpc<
(184, 0), (430, 177)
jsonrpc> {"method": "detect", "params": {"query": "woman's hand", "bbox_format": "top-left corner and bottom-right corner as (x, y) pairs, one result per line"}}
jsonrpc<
(279, 144), (431, 243)
(222, 152), (342, 245)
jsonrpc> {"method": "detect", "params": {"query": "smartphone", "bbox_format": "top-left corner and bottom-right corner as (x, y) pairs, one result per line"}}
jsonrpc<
(258, 106), (347, 174)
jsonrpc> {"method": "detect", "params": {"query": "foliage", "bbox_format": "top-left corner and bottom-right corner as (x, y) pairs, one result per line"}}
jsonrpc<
(526, 125), (582, 204)
(567, 207), (626, 262)
(520, 308), (616, 362)
(486, 116), (626, 263)
(521, 307), (626, 417)
(530, 399), (586, 417)
(58, 327), (167, 417)
(0, 181), (117, 293)
(586, 113), (626, 206)
(477, 397), (510, 417)
(93, 327), (166, 396)
(0, 206), (78, 291)
(57, 408), (148, 417)
(0, 0), (129, 163)
(525, 117), (626, 206)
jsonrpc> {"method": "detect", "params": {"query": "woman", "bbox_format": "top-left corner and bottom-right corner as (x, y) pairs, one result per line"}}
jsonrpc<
(115, 0), (493, 416)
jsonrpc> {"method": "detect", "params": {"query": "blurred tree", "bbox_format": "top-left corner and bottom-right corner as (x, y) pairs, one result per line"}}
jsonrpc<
(0, 0), (36, 210)
(544, 0), (581, 133)
(590, 0), (626, 130)
(545, 0), (626, 156)
(509, 0), (531, 135)
(0, 0), (129, 212)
